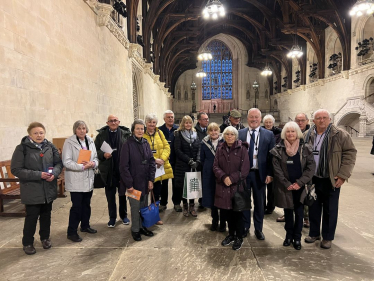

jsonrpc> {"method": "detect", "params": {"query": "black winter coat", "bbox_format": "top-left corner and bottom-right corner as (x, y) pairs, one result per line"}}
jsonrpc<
(11, 137), (63, 205)
(94, 125), (130, 186)
(173, 130), (200, 187)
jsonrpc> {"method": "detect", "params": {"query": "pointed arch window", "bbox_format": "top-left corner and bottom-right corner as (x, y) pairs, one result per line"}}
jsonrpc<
(202, 40), (233, 100)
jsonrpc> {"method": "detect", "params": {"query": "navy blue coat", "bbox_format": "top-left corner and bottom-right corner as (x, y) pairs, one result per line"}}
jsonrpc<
(200, 136), (224, 208)
(238, 127), (275, 183)
(158, 123), (179, 166)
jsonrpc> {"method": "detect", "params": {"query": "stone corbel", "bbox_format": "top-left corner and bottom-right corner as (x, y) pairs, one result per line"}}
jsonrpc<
(95, 3), (113, 26)
(153, 75), (160, 83)
(301, 85), (306, 91)
(342, 70), (349, 79)
(318, 79), (325, 86)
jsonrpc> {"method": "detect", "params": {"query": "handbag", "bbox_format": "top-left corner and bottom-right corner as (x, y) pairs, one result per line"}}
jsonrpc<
(93, 168), (105, 188)
(303, 183), (317, 206)
(140, 190), (161, 228)
(232, 173), (251, 212)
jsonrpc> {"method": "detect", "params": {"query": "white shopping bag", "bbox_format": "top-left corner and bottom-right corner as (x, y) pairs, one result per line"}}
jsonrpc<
(183, 171), (202, 199)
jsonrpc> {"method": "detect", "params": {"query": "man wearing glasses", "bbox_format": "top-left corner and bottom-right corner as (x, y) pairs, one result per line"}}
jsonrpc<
(95, 115), (131, 227)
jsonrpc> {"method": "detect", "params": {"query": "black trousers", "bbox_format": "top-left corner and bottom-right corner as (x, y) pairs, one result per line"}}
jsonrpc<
(67, 191), (93, 236)
(284, 189), (304, 241)
(22, 202), (53, 246)
(105, 182), (127, 220)
(221, 209), (243, 238)
(309, 177), (341, 241)
(160, 179), (169, 206)
(211, 206), (226, 226)
(151, 181), (162, 203)
(243, 170), (266, 232)
(264, 181), (275, 212)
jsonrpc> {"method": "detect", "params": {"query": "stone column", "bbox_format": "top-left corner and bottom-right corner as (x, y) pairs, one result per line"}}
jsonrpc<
(359, 115), (367, 137)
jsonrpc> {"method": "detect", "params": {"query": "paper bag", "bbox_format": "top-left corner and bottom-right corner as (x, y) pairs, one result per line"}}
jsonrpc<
(183, 171), (202, 199)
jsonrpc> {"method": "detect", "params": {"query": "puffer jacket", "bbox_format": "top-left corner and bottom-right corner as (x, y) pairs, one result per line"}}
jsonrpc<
(143, 128), (173, 182)
(11, 137), (63, 205)
(304, 124), (357, 187)
(270, 140), (315, 209)
(62, 135), (98, 192)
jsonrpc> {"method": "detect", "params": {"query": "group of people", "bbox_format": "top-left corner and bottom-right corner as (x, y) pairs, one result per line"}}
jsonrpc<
(10, 107), (357, 255)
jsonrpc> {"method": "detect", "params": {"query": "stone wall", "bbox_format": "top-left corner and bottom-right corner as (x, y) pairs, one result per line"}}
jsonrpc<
(0, 0), (171, 159)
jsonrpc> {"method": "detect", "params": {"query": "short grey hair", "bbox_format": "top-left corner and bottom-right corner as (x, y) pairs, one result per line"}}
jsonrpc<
(145, 113), (158, 124)
(73, 120), (89, 134)
(263, 114), (275, 124)
(295, 113), (309, 121)
(247, 108), (262, 117)
(313, 109), (331, 119)
(163, 110), (174, 119)
(281, 121), (304, 140)
(131, 119), (145, 133)
(222, 126), (239, 141)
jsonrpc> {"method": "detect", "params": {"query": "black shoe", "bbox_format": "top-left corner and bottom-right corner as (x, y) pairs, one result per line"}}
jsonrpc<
(41, 238), (52, 249)
(221, 235), (235, 246)
(293, 240), (302, 250)
(132, 231), (142, 241)
(67, 234), (82, 242)
(139, 227), (154, 237)
(265, 209), (273, 215)
(80, 227), (97, 234)
(254, 230), (265, 240)
(198, 205), (206, 211)
(242, 228), (249, 238)
(232, 237), (243, 251)
(23, 245), (36, 255)
(210, 223), (218, 231)
(283, 238), (292, 246)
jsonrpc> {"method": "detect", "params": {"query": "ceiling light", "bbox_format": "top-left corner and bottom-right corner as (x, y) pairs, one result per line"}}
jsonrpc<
(261, 66), (273, 76)
(197, 50), (213, 61)
(202, 0), (225, 20)
(196, 69), (207, 78)
(287, 45), (303, 58)
(349, 0), (374, 16)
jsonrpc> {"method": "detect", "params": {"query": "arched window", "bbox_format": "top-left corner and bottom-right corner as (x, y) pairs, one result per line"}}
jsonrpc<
(202, 40), (233, 100)
(177, 91), (181, 100)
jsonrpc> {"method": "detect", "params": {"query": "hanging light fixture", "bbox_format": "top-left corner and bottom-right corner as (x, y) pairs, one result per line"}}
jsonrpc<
(349, 0), (374, 16)
(202, 0), (225, 20)
(287, 45), (303, 58)
(196, 69), (207, 78)
(261, 65), (273, 76)
(197, 49), (213, 61)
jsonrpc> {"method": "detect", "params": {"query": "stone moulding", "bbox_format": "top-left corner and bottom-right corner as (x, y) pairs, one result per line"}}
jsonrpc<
(350, 62), (374, 76)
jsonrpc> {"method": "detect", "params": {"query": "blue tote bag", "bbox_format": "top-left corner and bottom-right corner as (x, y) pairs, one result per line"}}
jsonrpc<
(140, 190), (160, 228)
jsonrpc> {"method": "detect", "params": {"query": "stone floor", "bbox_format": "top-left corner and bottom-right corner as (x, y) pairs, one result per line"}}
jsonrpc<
(0, 137), (374, 281)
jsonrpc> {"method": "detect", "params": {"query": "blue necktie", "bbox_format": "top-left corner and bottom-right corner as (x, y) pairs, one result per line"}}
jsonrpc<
(249, 129), (255, 168)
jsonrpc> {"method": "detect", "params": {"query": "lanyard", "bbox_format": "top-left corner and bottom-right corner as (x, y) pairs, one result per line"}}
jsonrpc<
(314, 131), (326, 151)
(76, 136), (89, 150)
(147, 131), (156, 150)
(249, 130), (259, 151)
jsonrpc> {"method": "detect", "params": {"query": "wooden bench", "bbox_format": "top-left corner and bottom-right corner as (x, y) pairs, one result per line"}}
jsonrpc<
(0, 160), (66, 217)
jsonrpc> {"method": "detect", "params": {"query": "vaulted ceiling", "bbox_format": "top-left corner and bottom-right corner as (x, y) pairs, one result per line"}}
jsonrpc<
(125, 0), (357, 96)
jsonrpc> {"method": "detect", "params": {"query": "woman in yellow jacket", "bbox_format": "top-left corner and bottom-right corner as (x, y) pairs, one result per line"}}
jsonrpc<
(144, 114), (174, 224)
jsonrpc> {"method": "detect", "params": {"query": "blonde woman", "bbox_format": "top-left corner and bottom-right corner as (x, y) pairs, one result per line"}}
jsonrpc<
(173, 115), (200, 217)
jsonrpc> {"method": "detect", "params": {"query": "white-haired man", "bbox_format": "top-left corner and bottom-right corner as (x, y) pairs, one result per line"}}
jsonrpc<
(304, 109), (357, 249)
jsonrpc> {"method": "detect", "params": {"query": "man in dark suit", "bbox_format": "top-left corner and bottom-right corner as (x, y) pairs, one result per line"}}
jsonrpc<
(238, 108), (275, 240)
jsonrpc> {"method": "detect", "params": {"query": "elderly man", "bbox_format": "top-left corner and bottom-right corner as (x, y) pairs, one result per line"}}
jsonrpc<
(159, 110), (179, 211)
(239, 108), (275, 240)
(95, 115), (131, 227)
(220, 109), (245, 132)
(195, 112), (209, 141)
(304, 109), (356, 249)
(277, 112), (312, 224)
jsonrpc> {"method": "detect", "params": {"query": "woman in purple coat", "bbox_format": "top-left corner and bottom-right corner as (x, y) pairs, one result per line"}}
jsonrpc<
(119, 119), (156, 242)
(213, 126), (250, 251)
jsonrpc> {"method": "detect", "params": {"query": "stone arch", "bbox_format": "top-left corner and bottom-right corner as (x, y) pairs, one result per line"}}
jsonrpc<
(336, 112), (361, 136)
(352, 15), (374, 66)
(364, 76), (374, 105)
(326, 30), (343, 77)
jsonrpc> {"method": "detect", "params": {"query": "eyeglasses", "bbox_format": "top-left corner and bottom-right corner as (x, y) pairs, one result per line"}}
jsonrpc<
(295, 119), (307, 123)
(315, 117), (329, 121)
(165, 116), (174, 119)
(108, 119), (119, 123)
(200, 118), (209, 121)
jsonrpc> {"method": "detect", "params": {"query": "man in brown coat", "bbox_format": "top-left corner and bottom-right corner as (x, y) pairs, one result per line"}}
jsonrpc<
(304, 109), (357, 249)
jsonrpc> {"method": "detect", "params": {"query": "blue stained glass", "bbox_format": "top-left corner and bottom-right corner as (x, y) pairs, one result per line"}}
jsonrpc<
(200, 40), (232, 100)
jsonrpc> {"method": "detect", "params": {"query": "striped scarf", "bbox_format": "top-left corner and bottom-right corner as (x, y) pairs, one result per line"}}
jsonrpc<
(305, 123), (332, 178)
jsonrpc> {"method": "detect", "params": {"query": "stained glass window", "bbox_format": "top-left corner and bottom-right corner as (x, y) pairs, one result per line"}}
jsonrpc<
(202, 40), (233, 100)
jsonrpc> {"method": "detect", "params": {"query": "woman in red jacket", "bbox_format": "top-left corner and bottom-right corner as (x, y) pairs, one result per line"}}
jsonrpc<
(213, 126), (250, 251)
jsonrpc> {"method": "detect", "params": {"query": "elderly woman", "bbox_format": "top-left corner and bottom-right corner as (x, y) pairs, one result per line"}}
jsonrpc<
(119, 119), (156, 241)
(262, 114), (281, 215)
(144, 114), (173, 224)
(11, 122), (63, 255)
(213, 126), (250, 251)
(200, 122), (225, 231)
(62, 120), (98, 243)
(270, 121), (315, 250)
(174, 115), (200, 217)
